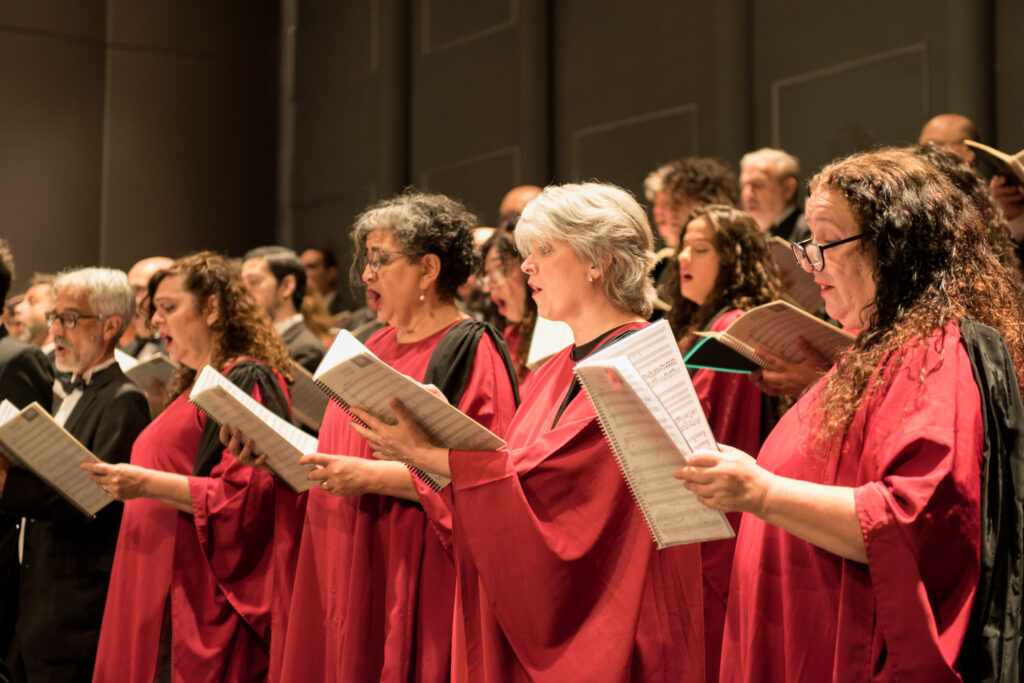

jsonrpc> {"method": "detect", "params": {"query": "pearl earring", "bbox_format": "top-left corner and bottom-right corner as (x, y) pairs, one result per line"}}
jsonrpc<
(419, 291), (425, 301)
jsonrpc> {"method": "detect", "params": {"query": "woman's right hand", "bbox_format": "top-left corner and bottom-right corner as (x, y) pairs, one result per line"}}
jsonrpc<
(219, 424), (270, 470)
(750, 337), (829, 396)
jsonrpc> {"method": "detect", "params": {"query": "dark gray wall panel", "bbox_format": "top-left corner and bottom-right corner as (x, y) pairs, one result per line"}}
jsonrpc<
(419, 146), (519, 224)
(995, 0), (1024, 151)
(0, 0), (105, 41)
(0, 21), (105, 288)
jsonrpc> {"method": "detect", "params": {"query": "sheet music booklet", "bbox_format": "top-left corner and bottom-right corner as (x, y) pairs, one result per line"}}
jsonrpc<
(115, 348), (179, 389)
(313, 331), (506, 490)
(684, 299), (854, 374)
(188, 366), (318, 493)
(0, 400), (110, 518)
(574, 319), (734, 548)
(288, 360), (329, 431)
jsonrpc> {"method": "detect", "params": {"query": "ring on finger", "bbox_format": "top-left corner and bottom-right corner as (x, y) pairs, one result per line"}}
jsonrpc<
(320, 480), (330, 491)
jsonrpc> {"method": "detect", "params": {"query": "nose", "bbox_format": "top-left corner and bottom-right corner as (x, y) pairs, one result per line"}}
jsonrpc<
(521, 256), (536, 275)
(677, 246), (690, 266)
(362, 263), (376, 284)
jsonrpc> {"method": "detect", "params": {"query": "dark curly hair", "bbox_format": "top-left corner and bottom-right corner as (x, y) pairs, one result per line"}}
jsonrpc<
(913, 142), (1023, 284)
(146, 251), (293, 399)
(349, 190), (479, 300)
(645, 158), (740, 208)
(810, 148), (1024, 445)
(666, 205), (784, 344)
(478, 228), (537, 379)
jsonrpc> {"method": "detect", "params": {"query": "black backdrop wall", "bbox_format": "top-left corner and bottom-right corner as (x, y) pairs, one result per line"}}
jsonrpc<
(3, 0), (1023, 310)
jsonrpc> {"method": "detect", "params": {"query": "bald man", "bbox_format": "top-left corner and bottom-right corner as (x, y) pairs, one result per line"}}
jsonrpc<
(498, 185), (542, 228)
(119, 256), (174, 359)
(919, 113), (978, 165)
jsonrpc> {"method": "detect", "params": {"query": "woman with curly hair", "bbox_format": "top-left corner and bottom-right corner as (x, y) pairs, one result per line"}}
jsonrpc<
(666, 204), (785, 682)
(87, 252), (297, 682)
(479, 228), (537, 385)
(678, 148), (1024, 681)
(265, 191), (519, 681)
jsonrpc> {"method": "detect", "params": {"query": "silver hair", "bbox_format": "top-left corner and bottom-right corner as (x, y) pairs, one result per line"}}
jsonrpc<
(54, 267), (135, 337)
(515, 182), (657, 318)
(740, 147), (800, 180)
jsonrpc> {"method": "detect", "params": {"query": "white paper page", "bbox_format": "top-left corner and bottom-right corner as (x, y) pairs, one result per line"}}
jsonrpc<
(189, 366), (318, 492)
(124, 354), (178, 388)
(575, 360), (733, 547)
(526, 317), (574, 369)
(581, 319), (717, 453)
(724, 300), (854, 363)
(0, 402), (108, 516)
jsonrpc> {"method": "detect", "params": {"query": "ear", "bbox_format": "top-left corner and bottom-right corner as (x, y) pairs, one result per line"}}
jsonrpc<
(203, 294), (220, 326)
(782, 176), (798, 203)
(419, 253), (442, 291)
(592, 252), (613, 278)
(278, 274), (296, 302)
(101, 315), (123, 344)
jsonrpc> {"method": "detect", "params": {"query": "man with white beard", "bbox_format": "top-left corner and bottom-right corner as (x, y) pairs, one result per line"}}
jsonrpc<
(0, 267), (149, 682)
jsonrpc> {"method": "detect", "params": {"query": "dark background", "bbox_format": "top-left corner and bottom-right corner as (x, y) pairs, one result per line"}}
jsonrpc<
(3, 0), (1022, 310)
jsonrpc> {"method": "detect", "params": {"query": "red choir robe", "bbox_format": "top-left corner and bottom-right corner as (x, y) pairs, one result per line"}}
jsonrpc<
(446, 322), (705, 682)
(722, 323), (984, 682)
(94, 362), (299, 683)
(690, 308), (768, 683)
(278, 321), (518, 682)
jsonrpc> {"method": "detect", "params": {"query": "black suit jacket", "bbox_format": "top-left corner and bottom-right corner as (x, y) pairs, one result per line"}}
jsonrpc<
(0, 328), (54, 666)
(282, 320), (325, 373)
(0, 361), (149, 662)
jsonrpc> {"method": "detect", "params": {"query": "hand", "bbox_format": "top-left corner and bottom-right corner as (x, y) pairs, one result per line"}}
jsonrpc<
(420, 383), (448, 403)
(991, 174), (1024, 221)
(750, 338), (829, 396)
(674, 445), (774, 515)
(299, 453), (377, 497)
(219, 424), (270, 470)
(81, 461), (151, 501)
(347, 398), (451, 476)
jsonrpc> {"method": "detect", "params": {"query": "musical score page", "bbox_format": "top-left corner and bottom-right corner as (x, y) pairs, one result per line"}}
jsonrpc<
(0, 400), (109, 517)
(721, 300), (854, 364)
(189, 367), (318, 493)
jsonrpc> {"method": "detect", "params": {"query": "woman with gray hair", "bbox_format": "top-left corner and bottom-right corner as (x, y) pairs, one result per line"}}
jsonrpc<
(356, 182), (705, 681)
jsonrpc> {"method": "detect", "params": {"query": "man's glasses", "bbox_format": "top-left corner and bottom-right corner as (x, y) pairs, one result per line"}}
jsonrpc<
(365, 249), (405, 274)
(45, 310), (102, 330)
(791, 234), (866, 272)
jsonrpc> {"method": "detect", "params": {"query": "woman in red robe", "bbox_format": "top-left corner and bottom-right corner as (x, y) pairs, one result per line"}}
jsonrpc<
(257, 192), (519, 682)
(85, 253), (298, 682)
(479, 228), (537, 387)
(665, 205), (786, 681)
(356, 182), (705, 682)
(677, 148), (1024, 681)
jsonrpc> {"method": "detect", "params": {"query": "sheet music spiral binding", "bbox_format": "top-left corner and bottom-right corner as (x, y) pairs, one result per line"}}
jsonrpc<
(718, 333), (769, 367)
(313, 379), (446, 492)
(575, 373), (663, 548)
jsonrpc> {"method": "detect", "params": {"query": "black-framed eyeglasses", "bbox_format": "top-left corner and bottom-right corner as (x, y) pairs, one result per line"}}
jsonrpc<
(45, 310), (102, 330)
(791, 234), (866, 272)
(365, 248), (406, 274)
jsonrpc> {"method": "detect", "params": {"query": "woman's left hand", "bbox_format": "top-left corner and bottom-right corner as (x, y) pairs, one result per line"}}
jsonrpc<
(674, 445), (773, 515)
(348, 398), (451, 476)
(81, 461), (150, 501)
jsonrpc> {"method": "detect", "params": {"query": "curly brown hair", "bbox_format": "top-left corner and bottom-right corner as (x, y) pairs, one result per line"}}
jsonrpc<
(810, 148), (1024, 446)
(478, 228), (537, 379)
(666, 205), (785, 344)
(146, 251), (293, 399)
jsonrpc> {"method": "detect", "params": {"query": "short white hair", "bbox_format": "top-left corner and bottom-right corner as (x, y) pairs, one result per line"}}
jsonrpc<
(740, 147), (800, 180)
(54, 267), (135, 337)
(515, 182), (657, 318)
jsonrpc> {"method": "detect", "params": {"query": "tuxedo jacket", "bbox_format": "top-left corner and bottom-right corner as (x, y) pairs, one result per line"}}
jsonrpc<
(0, 361), (149, 660)
(282, 320), (325, 373)
(0, 328), (54, 665)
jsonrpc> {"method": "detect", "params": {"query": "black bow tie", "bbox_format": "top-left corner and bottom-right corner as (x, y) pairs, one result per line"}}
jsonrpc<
(58, 373), (86, 395)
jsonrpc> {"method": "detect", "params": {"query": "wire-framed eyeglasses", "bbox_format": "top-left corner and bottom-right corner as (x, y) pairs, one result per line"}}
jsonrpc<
(791, 234), (866, 272)
(45, 310), (103, 330)
(365, 248), (405, 274)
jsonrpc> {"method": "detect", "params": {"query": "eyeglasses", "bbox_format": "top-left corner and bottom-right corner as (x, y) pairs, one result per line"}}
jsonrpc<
(791, 234), (866, 272)
(481, 268), (508, 289)
(365, 248), (405, 274)
(45, 310), (102, 330)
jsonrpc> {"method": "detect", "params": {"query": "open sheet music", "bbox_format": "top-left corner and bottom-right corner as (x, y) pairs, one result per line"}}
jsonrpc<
(574, 319), (734, 548)
(768, 236), (825, 313)
(0, 400), (110, 518)
(313, 331), (506, 490)
(289, 360), (329, 431)
(188, 366), (318, 493)
(115, 349), (179, 389)
(685, 299), (854, 374)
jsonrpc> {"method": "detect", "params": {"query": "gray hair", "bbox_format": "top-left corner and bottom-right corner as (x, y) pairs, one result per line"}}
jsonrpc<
(54, 267), (135, 337)
(740, 147), (800, 180)
(515, 182), (656, 318)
